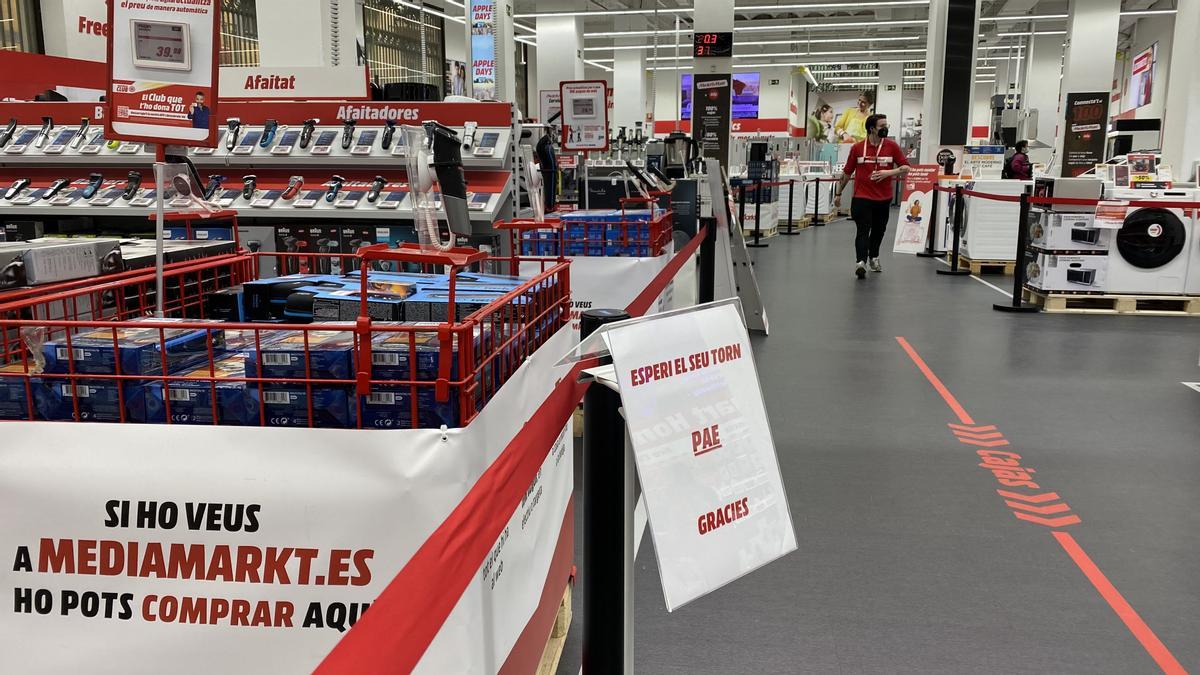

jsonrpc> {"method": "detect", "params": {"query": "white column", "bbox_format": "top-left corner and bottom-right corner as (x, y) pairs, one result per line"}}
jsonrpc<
(1023, 33), (1064, 160)
(877, 62), (904, 124)
(535, 16), (585, 94)
(1161, 5), (1200, 178)
(1052, 0), (1120, 165)
(692, 0), (734, 75)
(256, 0), (330, 66)
(919, 0), (980, 164)
(613, 48), (648, 131)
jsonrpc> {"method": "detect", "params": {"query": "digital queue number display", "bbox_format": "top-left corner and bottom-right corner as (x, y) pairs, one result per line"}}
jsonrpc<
(693, 32), (733, 58)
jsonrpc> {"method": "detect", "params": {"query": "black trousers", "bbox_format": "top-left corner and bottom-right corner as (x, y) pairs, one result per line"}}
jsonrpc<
(850, 197), (891, 262)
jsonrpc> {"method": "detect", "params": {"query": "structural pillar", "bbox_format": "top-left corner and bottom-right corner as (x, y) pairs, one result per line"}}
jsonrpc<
(613, 47), (649, 133)
(920, 0), (981, 166)
(877, 62), (904, 124)
(1163, 1), (1200, 180)
(1022, 31), (1064, 161)
(535, 15), (586, 96)
(1052, 0), (1120, 175)
(692, 0), (735, 168)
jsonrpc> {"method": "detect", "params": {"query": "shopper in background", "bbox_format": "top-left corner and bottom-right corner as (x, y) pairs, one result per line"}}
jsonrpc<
(834, 113), (911, 279)
(1005, 140), (1032, 180)
(835, 90), (874, 143)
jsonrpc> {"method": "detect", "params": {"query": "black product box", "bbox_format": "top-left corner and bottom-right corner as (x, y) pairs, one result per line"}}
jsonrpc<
(207, 285), (245, 322)
(3, 221), (45, 242)
(339, 225), (377, 271)
(241, 274), (344, 320)
(276, 224), (343, 276)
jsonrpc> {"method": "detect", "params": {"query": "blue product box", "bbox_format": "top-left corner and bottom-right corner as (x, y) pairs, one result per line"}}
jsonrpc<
(130, 354), (259, 425)
(0, 363), (34, 420)
(244, 329), (356, 382)
(261, 386), (354, 428)
(34, 379), (148, 423)
(371, 323), (471, 381)
(165, 227), (234, 241)
(241, 274), (345, 320)
(359, 384), (459, 429)
(43, 320), (225, 376)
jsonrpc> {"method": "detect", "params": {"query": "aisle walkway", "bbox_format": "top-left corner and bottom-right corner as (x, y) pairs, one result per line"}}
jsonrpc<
(562, 217), (1200, 674)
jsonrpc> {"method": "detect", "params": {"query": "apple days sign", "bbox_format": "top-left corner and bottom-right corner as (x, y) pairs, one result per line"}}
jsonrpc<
(574, 300), (796, 610)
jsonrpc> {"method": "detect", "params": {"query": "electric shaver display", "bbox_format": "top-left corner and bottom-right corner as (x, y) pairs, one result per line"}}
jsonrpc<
(44, 178), (70, 200)
(260, 119), (279, 148)
(33, 117), (53, 149)
(0, 119), (16, 147)
(203, 175), (226, 200)
(241, 175), (258, 200)
(341, 119), (357, 149)
(325, 175), (346, 202)
(282, 176), (305, 200)
(299, 118), (318, 148)
(4, 178), (30, 200)
(69, 118), (90, 148)
(367, 176), (386, 203)
(382, 120), (396, 150)
(121, 171), (142, 200)
(82, 173), (104, 199)
(225, 119), (242, 150)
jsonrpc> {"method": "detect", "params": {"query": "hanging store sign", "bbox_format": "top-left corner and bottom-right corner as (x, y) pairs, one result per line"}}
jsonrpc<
(105, 0), (220, 147)
(693, 74), (732, 169)
(470, 0), (497, 100)
(219, 66), (370, 101)
(598, 301), (796, 610)
(560, 80), (608, 151)
(893, 164), (939, 254)
(963, 145), (1005, 179)
(1061, 92), (1108, 177)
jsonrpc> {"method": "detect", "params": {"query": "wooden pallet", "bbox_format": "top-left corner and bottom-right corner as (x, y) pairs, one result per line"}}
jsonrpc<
(742, 225), (779, 239)
(798, 212), (837, 226)
(536, 583), (573, 675)
(947, 255), (1016, 276)
(1023, 288), (1200, 316)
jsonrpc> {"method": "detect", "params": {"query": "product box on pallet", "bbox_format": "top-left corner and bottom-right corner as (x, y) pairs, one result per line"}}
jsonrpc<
(360, 384), (459, 429)
(244, 329), (356, 382)
(0, 238), (124, 289)
(260, 385), (355, 428)
(370, 324), (470, 381)
(311, 289), (408, 322)
(241, 274), (345, 320)
(403, 291), (515, 322)
(1029, 212), (1111, 252)
(1025, 251), (1109, 292)
(130, 353), (259, 425)
(42, 320), (225, 376)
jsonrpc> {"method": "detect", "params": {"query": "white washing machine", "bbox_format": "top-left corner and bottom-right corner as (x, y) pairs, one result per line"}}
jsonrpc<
(1105, 188), (1194, 294)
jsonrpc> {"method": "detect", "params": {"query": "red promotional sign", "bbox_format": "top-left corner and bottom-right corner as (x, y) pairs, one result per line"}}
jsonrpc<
(105, 0), (221, 147)
(893, 164), (939, 254)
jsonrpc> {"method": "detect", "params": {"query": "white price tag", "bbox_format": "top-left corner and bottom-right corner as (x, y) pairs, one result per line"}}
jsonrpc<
(43, 145), (66, 154)
(293, 199), (317, 208)
(271, 145), (294, 155)
(311, 145), (331, 155)
(117, 142), (142, 154)
(4, 145), (27, 154)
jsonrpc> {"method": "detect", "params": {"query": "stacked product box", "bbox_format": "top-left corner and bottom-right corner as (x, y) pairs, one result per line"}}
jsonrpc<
(541, 209), (664, 257)
(364, 324), (472, 429)
(1027, 178), (1107, 293)
(35, 319), (225, 422)
(244, 328), (357, 428)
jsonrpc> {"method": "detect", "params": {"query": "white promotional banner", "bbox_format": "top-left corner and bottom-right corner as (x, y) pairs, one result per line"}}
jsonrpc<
(603, 301), (796, 610)
(538, 90), (562, 124)
(522, 251), (675, 336)
(219, 66), (369, 100)
(0, 326), (576, 674)
(560, 80), (609, 151)
(893, 165), (939, 255)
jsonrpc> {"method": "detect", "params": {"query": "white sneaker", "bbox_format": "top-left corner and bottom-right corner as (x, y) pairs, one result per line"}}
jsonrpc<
(869, 257), (882, 273)
(855, 261), (867, 279)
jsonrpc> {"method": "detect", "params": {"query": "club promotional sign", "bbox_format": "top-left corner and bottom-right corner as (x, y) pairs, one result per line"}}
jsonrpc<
(1062, 92), (1108, 177)
(470, 0), (496, 99)
(601, 301), (796, 610)
(105, 0), (220, 146)
(893, 164), (939, 254)
(560, 80), (608, 151)
(693, 74), (732, 168)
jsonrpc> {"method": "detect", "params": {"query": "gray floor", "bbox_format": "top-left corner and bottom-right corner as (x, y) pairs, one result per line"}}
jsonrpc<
(558, 215), (1200, 674)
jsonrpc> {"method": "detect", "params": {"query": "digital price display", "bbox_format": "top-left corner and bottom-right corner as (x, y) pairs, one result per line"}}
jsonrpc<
(693, 32), (733, 58)
(131, 20), (192, 71)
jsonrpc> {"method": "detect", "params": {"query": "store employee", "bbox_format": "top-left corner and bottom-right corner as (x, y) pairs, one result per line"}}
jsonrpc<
(833, 113), (910, 279)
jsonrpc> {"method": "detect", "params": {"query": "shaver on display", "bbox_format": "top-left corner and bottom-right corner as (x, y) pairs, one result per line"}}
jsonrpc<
(282, 176), (305, 200)
(69, 118), (90, 149)
(82, 173), (104, 199)
(203, 175), (226, 200)
(367, 176), (386, 203)
(340, 119), (356, 149)
(325, 175), (345, 202)
(33, 117), (54, 149)
(4, 178), (30, 200)
(122, 171), (142, 200)
(226, 119), (242, 150)
(44, 178), (70, 200)
(382, 120), (396, 150)
(242, 175), (257, 200)
(0, 118), (16, 147)
(299, 118), (319, 149)
(260, 119), (279, 148)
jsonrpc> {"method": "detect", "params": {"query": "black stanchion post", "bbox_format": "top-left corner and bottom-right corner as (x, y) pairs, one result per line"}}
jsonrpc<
(580, 308), (634, 675)
(738, 183), (747, 236)
(915, 185), (942, 258)
(698, 221), (715, 303)
(994, 187), (1040, 312)
(813, 176), (825, 226)
(783, 178), (798, 235)
(937, 185), (970, 276)
(748, 178), (768, 248)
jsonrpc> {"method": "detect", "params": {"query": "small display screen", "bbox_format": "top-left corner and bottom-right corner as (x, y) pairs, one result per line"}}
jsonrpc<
(132, 20), (191, 70)
(13, 130), (37, 145)
(239, 131), (262, 147)
(51, 129), (76, 145)
(356, 130), (377, 147)
(277, 130), (299, 147)
(693, 32), (733, 58)
(260, 190), (283, 200)
(339, 191), (365, 203)
(219, 189), (241, 201)
(385, 191), (406, 202)
(479, 132), (499, 147)
(314, 131), (337, 147)
(470, 192), (490, 204)
(86, 131), (105, 145)
(302, 190), (325, 201)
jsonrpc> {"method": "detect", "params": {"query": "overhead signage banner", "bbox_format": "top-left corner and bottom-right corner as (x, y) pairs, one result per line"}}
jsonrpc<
(963, 145), (1004, 179)
(693, 74), (732, 169)
(1061, 92), (1108, 177)
(893, 164), (940, 254)
(470, 0), (497, 100)
(219, 66), (369, 101)
(601, 301), (796, 610)
(105, 0), (220, 147)
(560, 80), (608, 151)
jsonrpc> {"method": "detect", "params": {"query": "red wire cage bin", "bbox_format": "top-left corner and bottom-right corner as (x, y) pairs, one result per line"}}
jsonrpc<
(0, 243), (570, 430)
(506, 195), (673, 259)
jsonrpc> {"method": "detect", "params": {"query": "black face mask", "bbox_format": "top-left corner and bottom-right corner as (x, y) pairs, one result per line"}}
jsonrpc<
(876, 126), (890, 139)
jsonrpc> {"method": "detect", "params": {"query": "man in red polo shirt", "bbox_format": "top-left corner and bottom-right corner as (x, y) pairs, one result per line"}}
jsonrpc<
(833, 113), (910, 279)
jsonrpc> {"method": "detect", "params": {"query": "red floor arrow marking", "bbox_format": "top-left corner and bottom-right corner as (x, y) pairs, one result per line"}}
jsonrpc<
(953, 430), (1005, 440)
(996, 490), (1061, 503)
(948, 423), (994, 432)
(1013, 511), (1082, 528)
(957, 437), (1011, 448)
(1006, 500), (1072, 515)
